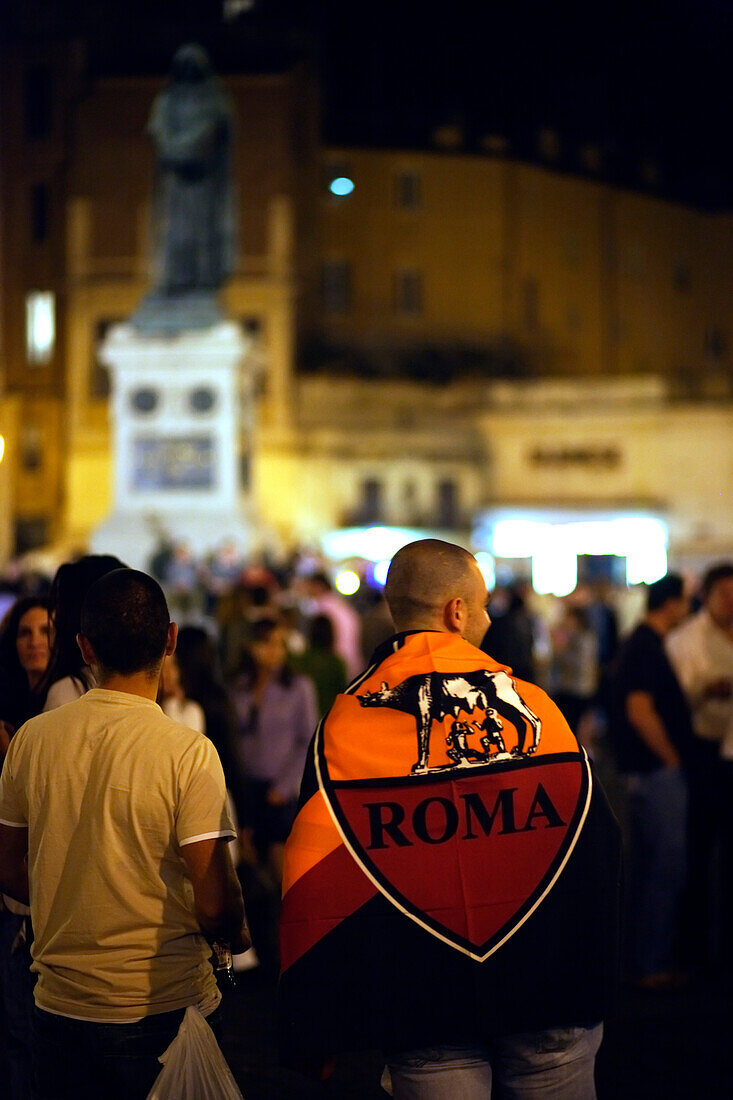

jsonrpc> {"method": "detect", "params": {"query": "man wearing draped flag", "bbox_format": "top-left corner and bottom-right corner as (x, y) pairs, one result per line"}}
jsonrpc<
(280, 540), (621, 1098)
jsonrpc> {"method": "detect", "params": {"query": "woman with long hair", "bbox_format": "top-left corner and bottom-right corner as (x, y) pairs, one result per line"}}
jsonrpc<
(0, 596), (51, 749)
(40, 554), (125, 710)
(229, 617), (317, 885)
(174, 626), (235, 767)
(0, 595), (50, 1100)
(158, 649), (205, 734)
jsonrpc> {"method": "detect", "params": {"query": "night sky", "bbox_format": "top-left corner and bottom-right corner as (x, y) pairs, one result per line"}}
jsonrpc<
(6, 0), (731, 206)
(278, 0), (732, 206)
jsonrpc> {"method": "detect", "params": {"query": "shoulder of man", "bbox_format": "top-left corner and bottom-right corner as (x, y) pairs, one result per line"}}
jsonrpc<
(667, 609), (706, 650)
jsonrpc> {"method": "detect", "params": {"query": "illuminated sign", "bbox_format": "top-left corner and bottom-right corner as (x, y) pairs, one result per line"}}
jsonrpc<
(529, 446), (621, 469)
(477, 513), (668, 596)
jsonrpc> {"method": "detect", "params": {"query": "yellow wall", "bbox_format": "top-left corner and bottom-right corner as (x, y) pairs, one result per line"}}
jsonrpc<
(2, 54), (731, 562)
(318, 149), (732, 384)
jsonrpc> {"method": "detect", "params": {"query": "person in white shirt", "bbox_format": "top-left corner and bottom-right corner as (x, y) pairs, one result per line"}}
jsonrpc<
(666, 562), (733, 748)
(159, 649), (206, 733)
(0, 568), (247, 1100)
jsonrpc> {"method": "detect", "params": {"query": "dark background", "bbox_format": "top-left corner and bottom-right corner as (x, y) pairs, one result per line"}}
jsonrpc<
(3, 0), (731, 206)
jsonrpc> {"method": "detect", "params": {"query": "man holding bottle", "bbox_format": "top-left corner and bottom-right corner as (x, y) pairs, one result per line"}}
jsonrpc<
(0, 568), (247, 1099)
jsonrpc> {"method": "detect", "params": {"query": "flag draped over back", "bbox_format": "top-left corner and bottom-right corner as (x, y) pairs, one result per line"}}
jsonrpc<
(280, 632), (621, 1063)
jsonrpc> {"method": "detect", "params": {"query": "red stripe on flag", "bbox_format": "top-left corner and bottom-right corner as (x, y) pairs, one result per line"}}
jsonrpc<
(280, 843), (377, 972)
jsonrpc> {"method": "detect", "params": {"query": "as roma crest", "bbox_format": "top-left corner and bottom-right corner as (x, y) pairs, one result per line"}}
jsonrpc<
(315, 666), (592, 962)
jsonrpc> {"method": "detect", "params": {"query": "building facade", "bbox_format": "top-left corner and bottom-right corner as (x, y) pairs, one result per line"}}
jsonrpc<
(1, 50), (731, 580)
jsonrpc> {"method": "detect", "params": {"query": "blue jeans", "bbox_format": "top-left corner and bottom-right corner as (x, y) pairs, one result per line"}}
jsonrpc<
(32, 1003), (223, 1100)
(625, 766), (688, 978)
(0, 909), (36, 1100)
(385, 1023), (603, 1099)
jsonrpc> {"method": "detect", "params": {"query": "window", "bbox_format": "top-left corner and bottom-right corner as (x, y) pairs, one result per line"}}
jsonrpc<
(24, 66), (53, 140)
(437, 480), (459, 528)
(25, 292), (55, 366)
(31, 184), (49, 243)
(20, 427), (44, 473)
(704, 326), (727, 360)
(673, 262), (691, 293)
(15, 518), (49, 555)
(394, 270), (422, 315)
(522, 277), (539, 333)
(360, 479), (383, 524)
(394, 172), (421, 209)
(320, 261), (352, 313)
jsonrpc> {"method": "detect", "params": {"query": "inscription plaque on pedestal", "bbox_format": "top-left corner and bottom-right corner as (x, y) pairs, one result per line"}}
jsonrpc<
(132, 436), (216, 491)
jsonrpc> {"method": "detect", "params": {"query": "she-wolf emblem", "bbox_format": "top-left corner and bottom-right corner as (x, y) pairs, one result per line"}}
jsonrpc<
(358, 669), (542, 774)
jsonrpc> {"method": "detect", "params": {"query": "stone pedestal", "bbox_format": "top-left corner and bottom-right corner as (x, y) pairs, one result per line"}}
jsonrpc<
(90, 321), (260, 570)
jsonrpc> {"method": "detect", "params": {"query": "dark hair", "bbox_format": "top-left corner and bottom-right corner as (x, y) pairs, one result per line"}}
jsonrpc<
(565, 606), (589, 630)
(175, 626), (223, 701)
(238, 616), (293, 687)
(41, 554), (126, 692)
(0, 596), (50, 722)
(247, 617), (281, 646)
(247, 585), (271, 608)
(647, 573), (684, 612)
(309, 614), (335, 650)
(80, 569), (169, 675)
(702, 561), (733, 598)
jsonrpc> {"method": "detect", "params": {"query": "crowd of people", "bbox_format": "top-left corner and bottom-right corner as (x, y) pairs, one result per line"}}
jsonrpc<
(0, 542), (730, 1098)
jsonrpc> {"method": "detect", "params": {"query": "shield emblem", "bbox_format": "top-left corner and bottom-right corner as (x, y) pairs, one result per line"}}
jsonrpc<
(320, 752), (590, 961)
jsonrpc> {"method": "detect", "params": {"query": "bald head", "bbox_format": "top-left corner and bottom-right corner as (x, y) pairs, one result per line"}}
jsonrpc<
(385, 539), (490, 647)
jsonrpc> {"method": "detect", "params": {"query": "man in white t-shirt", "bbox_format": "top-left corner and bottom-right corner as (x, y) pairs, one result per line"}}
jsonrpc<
(0, 568), (248, 1100)
(666, 562), (733, 749)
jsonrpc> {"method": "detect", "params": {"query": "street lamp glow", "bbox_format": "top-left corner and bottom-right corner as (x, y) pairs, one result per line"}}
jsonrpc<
(335, 569), (360, 595)
(474, 552), (496, 591)
(373, 559), (390, 586)
(532, 534), (578, 598)
(329, 176), (354, 196)
(26, 291), (56, 365)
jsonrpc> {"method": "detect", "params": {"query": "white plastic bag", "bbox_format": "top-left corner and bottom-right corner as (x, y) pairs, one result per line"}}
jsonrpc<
(146, 1006), (244, 1099)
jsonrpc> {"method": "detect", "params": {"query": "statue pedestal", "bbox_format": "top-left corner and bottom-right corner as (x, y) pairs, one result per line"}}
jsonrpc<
(90, 321), (261, 569)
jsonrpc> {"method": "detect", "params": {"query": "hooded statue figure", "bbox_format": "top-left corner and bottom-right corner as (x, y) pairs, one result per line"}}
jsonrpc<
(133, 44), (236, 334)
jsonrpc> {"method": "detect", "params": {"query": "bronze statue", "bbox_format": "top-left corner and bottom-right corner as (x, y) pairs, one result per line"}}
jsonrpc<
(133, 44), (236, 334)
